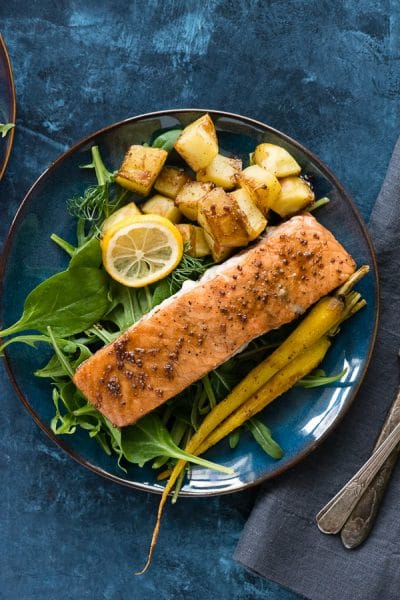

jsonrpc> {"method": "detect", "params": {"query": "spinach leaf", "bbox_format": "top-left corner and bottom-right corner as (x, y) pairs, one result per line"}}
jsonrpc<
(120, 414), (233, 474)
(151, 129), (182, 152)
(69, 236), (102, 269)
(0, 267), (111, 338)
(246, 418), (283, 459)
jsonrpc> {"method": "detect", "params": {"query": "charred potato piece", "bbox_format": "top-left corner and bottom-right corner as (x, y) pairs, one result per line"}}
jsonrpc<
(236, 165), (281, 215)
(269, 176), (315, 217)
(154, 166), (192, 199)
(176, 224), (211, 257)
(141, 194), (182, 223)
(175, 181), (215, 221)
(174, 114), (218, 171)
(198, 187), (266, 248)
(229, 188), (267, 241)
(115, 145), (168, 196)
(254, 143), (301, 178)
(101, 202), (141, 235)
(196, 154), (242, 190)
(203, 229), (232, 263)
(198, 187), (249, 248)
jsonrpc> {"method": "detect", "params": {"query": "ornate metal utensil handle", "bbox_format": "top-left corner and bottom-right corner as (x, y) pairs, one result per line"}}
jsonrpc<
(340, 388), (400, 548)
(316, 419), (400, 534)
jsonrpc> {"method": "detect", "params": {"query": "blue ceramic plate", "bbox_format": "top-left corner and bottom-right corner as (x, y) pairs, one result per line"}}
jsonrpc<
(0, 35), (16, 181)
(0, 109), (379, 496)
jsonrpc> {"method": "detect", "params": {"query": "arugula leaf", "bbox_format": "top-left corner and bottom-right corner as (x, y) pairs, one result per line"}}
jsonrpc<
(0, 122), (14, 138)
(35, 341), (92, 379)
(152, 278), (171, 306)
(246, 418), (284, 459)
(0, 334), (53, 353)
(50, 381), (89, 434)
(151, 129), (182, 152)
(151, 418), (188, 470)
(120, 414), (233, 474)
(0, 267), (111, 338)
(229, 430), (241, 449)
(297, 367), (348, 388)
(35, 353), (70, 379)
(106, 282), (146, 331)
(79, 145), (114, 186)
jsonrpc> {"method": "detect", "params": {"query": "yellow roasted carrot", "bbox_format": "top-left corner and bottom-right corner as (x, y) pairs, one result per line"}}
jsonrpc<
(137, 267), (369, 573)
(182, 295), (344, 455)
(196, 337), (331, 455)
(137, 336), (331, 574)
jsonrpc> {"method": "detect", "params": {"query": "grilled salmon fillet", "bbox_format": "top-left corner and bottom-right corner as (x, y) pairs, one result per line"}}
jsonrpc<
(73, 214), (355, 427)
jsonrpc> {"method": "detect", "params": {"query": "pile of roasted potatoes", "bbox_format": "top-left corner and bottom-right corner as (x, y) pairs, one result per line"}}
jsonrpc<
(114, 114), (315, 262)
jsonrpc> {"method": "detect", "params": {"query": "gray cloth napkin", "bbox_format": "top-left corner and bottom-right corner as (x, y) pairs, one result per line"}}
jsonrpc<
(235, 139), (400, 600)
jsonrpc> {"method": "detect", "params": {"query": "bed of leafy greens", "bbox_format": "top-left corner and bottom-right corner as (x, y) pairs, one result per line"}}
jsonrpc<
(0, 132), (342, 491)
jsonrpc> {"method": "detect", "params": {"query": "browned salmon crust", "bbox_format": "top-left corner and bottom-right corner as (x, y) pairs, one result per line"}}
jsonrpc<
(73, 214), (356, 426)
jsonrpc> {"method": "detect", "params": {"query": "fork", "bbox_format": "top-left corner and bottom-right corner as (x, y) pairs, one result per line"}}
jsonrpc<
(316, 413), (400, 535)
(340, 387), (400, 547)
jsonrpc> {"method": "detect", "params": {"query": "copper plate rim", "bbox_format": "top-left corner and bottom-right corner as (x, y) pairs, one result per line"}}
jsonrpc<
(0, 108), (380, 497)
(0, 34), (16, 181)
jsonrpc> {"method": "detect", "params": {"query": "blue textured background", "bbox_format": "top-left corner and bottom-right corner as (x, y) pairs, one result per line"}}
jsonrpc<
(0, 2), (398, 599)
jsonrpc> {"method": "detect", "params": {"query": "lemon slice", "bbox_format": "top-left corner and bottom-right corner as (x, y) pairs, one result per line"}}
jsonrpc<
(101, 214), (183, 287)
(102, 202), (142, 236)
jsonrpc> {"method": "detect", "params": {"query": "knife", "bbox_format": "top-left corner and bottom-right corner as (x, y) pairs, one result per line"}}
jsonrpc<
(340, 386), (400, 548)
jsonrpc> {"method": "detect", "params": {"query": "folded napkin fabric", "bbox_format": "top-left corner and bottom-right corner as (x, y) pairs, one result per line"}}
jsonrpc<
(234, 139), (400, 600)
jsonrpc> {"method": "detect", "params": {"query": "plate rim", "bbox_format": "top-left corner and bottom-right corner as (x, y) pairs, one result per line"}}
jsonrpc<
(0, 108), (380, 497)
(0, 34), (16, 181)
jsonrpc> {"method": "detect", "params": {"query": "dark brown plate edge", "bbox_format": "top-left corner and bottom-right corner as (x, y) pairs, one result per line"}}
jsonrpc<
(0, 34), (16, 181)
(0, 108), (380, 497)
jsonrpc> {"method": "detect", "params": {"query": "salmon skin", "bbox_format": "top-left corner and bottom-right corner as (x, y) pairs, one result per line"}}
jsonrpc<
(73, 214), (356, 427)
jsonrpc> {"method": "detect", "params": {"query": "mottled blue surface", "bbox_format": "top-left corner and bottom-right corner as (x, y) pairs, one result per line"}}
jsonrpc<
(0, 2), (398, 599)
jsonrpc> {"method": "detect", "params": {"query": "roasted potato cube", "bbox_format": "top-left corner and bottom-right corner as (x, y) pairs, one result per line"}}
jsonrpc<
(115, 145), (168, 196)
(229, 188), (267, 241)
(254, 143), (301, 178)
(174, 114), (218, 171)
(202, 229), (232, 263)
(198, 187), (266, 248)
(141, 194), (182, 223)
(154, 166), (192, 199)
(269, 176), (315, 217)
(101, 202), (141, 235)
(236, 165), (281, 215)
(176, 224), (211, 257)
(198, 187), (249, 248)
(175, 181), (215, 221)
(196, 154), (242, 190)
